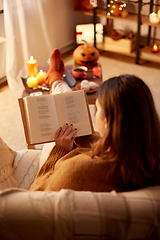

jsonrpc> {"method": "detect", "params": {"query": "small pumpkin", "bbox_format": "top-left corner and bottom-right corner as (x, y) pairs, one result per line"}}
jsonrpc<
(80, 0), (93, 10)
(73, 40), (100, 66)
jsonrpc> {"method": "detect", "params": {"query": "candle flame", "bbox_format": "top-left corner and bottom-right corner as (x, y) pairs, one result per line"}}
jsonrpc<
(154, 45), (158, 50)
(30, 56), (34, 61)
(152, 43), (159, 52)
(40, 70), (43, 75)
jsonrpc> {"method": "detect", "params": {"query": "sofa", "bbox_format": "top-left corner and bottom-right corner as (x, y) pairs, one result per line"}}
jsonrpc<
(0, 137), (160, 240)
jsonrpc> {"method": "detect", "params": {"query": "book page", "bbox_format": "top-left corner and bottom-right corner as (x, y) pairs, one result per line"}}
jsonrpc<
(24, 95), (59, 144)
(54, 90), (93, 137)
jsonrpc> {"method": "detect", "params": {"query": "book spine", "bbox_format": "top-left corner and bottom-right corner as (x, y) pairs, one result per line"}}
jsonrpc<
(18, 98), (31, 145)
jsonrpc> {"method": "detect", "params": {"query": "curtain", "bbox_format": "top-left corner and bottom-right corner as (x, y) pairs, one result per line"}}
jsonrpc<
(3, 0), (92, 88)
(4, 0), (72, 88)
(3, 0), (58, 88)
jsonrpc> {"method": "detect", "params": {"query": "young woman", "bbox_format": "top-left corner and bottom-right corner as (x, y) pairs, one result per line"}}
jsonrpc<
(29, 49), (160, 192)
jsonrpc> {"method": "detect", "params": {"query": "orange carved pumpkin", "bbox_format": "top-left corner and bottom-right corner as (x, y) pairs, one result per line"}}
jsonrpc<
(73, 40), (100, 66)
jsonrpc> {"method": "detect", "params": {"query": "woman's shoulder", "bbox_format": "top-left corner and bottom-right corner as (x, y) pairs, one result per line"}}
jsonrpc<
(56, 147), (106, 172)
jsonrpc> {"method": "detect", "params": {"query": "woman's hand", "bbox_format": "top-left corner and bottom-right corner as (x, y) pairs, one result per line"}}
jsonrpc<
(55, 123), (77, 151)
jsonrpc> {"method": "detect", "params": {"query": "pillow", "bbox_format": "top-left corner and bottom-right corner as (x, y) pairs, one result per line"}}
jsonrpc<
(11, 149), (41, 190)
(0, 138), (41, 190)
(0, 138), (16, 186)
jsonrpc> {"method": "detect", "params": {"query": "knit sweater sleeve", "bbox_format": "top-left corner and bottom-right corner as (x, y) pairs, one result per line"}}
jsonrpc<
(36, 145), (69, 177)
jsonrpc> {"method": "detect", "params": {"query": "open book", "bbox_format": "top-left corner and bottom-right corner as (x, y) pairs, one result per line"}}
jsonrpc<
(18, 90), (94, 147)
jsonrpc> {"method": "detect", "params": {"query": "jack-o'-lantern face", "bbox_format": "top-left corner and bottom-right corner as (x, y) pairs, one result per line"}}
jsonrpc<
(73, 40), (100, 66)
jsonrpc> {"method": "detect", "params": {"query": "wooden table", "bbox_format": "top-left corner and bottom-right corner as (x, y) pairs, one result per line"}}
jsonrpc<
(22, 64), (103, 104)
(66, 64), (102, 104)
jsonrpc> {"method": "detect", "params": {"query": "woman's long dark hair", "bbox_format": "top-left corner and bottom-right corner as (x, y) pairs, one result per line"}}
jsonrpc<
(92, 74), (160, 190)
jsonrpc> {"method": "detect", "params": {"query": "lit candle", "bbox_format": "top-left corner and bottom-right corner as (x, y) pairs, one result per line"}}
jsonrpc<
(93, 66), (101, 78)
(27, 56), (38, 77)
(36, 70), (47, 85)
(152, 42), (159, 53)
(27, 76), (38, 88)
(149, 12), (159, 23)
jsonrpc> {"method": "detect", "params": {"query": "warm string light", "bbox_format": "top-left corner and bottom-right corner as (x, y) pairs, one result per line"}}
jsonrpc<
(149, 12), (159, 23)
(107, 0), (126, 16)
(149, 10), (160, 23)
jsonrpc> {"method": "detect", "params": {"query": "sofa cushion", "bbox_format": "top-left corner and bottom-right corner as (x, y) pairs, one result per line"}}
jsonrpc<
(0, 186), (159, 240)
(0, 138), (16, 186)
(12, 149), (41, 190)
(0, 141), (41, 190)
(56, 187), (160, 239)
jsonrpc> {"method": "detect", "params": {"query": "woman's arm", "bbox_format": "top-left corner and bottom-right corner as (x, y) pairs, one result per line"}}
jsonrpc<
(36, 123), (77, 177)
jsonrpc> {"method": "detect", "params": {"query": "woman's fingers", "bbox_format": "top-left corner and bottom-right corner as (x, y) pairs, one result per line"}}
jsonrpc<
(55, 127), (62, 138)
(55, 123), (77, 151)
(58, 123), (75, 137)
(58, 123), (69, 136)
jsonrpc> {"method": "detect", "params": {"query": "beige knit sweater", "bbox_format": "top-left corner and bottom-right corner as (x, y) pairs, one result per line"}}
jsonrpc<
(29, 132), (116, 192)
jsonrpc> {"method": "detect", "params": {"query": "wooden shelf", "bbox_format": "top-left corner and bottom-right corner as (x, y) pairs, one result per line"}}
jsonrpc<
(96, 42), (136, 57)
(73, 0), (160, 65)
(140, 46), (160, 63)
(75, 8), (160, 27)
(97, 44), (160, 63)
(74, 8), (94, 16)
(98, 9), (139, 22)
(74, 8), (154, 24)
(74, 8), (139, 23)
(142, 19), (160, 27)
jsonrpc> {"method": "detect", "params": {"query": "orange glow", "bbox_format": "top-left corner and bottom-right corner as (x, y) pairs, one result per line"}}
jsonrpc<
(152, 42), (159, 53)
